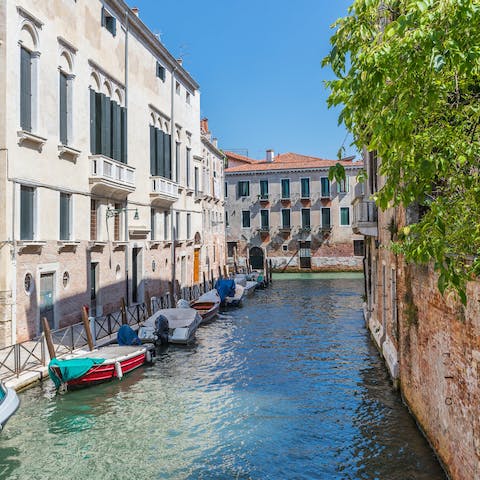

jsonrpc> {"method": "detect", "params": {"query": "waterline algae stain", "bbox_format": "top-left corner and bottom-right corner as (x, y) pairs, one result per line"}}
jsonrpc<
(0, 277), (444, 479)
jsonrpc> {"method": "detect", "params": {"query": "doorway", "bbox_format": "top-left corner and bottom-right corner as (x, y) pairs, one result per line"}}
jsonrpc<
(249, 247), (264, 270)
(132, 247), (142, 304)
(299, 241), (312, 269)
(193, 249), (200, 283)
(39, 273), (55, 333)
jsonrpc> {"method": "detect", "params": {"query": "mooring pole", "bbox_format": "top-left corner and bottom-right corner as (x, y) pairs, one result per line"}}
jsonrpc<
(121, 297), (128, 325)
(81, 306), (94, 351)
(42, 317), (56, 360)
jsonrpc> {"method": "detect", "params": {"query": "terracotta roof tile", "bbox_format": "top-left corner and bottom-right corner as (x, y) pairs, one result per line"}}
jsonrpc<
(224, 151), (258, 165)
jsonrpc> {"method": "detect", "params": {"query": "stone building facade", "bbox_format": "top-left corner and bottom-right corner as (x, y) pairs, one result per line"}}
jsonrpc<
(356, 150), (480, 480)
(225, 151), (364, 271)
(0, 0), (225, 347)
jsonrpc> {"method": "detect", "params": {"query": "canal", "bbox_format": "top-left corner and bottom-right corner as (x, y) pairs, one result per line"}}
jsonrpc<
(0, 275), (445, 479)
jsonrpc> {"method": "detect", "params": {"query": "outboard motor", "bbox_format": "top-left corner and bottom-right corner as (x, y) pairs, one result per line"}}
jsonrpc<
(154, 314), (169, 346)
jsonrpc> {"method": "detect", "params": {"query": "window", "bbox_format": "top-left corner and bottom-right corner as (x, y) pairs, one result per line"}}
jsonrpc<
(301, 209), (311, 230)
(186, 91), (191, 104)
(340, 207), (350, 226)
(59, 193), (71, 241)
(301, 178), (310, 198)
(20, 47), (32, 132)
(186, 147), (191, 187)
(90, 199), (97, 240)
(225, 211), (229, 227)
(90, 89), (127, 163)
(175, 142), (180, 183)
(338, 178), (349, 193)
(281, 179), (290, 199)
(322, 208), (331, 228)
(175, 81), (180, 95)
(281, 209), (291, 229)
(195, 167), (199, 195)
(260, 210), (269, 229)
(151, 208), (156, 240)
(282, 244), (288, 252)
(101, 7), (117, 36)
(260, 180), (269, 199)
(164, 212), (170, 241)
(114, 202), (122, 241)
(187, 213), (191, 239)
(227, 242), (237, 257)
(59, 71), (69, 145)
(224, 181), (228, 198)
(354, 239), (365, 256)
(238, 181), (250, 197)
(321, 177), (330, 197)
(20, 186), (35, 240)
(149, 125), (172, 179)
(176, 211), (180, 239)
(242, 210), (250, 228)
(156, 62), (166, 81)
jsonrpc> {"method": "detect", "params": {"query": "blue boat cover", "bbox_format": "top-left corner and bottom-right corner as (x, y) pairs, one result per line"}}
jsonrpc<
(117, 324), (142, 346)
(48, 358), (106, 389)
(214, 279), (236, 302)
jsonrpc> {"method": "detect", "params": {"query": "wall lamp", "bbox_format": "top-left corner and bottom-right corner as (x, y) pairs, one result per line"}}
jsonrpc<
(106, 207), (139, 220)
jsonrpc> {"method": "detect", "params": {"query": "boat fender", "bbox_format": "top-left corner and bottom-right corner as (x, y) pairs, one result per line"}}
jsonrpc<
(115, 361), (123, 379)
(58, 383), (68, 395)
(145, 349), (152, 363)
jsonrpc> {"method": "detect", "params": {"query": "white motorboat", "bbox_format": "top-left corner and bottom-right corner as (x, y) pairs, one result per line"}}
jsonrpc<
(0, 381), (19, 430)
(138, 308), (202, 345)
(243, 281), (257, 297)
(190, 289), (221, 323)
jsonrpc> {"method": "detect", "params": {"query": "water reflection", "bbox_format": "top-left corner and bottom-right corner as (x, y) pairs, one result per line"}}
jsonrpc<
(0, 276), (445, 479)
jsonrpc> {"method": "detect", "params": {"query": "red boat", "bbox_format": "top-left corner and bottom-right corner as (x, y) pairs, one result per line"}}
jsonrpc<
(190, 289), (221, 323)
(48, 345), (154, 390)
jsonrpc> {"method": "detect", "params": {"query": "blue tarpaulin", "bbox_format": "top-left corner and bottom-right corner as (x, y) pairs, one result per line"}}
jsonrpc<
(214, 279), (236, 302)
(117, 324), (142, 346)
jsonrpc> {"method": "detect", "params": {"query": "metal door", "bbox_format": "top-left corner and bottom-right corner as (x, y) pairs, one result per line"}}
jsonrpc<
(39, 273), (55, 332)
(299, 241), (312, 269)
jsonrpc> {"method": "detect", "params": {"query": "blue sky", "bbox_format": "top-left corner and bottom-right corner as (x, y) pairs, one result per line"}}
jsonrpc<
(131, 1), (355, 160)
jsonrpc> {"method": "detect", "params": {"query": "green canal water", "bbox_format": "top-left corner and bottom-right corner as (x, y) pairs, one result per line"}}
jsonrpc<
(0, 274), (445, 479)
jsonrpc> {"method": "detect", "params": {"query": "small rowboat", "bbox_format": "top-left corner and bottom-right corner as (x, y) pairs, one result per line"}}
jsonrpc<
(0, 381), (19, 431)
(190, 289), (221, 323)
(48, 345), (154, 391)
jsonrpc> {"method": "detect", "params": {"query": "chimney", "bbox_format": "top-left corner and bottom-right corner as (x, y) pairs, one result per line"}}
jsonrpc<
(201, 118), (209, 134)
(131, 7), (139, 16)
(212, 138), (218, 148)
(266, 149), (274, 162)
(177, 58), (183, 66)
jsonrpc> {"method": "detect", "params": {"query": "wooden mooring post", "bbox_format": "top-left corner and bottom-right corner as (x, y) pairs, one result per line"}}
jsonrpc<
(145, 293), (152, 317)
(42, 317), (56, 360)
(269, 259), (273, 284)
(218, 265), (222, 280)
(223, 265), (228, 278)
(203, 271), (207, 292)
(81, 306), (95, 351)
(121, 298), (128, 325)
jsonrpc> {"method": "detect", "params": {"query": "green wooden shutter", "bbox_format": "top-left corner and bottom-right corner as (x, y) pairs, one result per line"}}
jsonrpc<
(60, 193), (70, 241)
(150, 126), (156, 175)
(164, 133), (171, 179)
(95, 92), (103, 154)
(20, 47), (32, 132)
(111, 101), (121, 161)
(156, 129), (164, 177)
(20, 186), (34, 240)
(120, 107), (127, 164)
(102, 96), (112, 157)
(59, 72), (68, 145)
(89, 89), (96, 153)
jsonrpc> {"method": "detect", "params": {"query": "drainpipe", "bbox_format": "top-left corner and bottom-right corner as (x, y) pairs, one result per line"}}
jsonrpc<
(124, 9), (130, 305)
(170, 66), (178, 300)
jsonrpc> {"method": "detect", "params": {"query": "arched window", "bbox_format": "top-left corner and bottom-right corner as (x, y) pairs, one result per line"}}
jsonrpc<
(58, 50), (75, 146)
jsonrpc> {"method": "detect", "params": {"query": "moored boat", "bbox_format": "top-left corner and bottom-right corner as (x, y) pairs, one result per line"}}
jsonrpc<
(48, 344), (154, 391)
(225, 283), (245, 307)
(190, 289), (221, 323)
(138, 307), (202, 345)
(0, 381), (19, 430)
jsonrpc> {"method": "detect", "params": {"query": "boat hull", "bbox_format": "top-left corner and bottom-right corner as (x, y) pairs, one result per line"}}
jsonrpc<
(0, 383), (19, 430)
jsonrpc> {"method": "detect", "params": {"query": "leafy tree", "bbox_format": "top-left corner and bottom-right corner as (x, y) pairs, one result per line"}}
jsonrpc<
(323, 0), (480, 304)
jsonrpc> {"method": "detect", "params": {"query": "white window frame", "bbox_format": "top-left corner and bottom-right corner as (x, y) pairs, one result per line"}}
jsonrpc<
(320, 177), (331, 198)
(339, 206), (351, 226)
(300, 177), (310, 199)
(280, 178), (290, 200)
(241, 210), (251, 229)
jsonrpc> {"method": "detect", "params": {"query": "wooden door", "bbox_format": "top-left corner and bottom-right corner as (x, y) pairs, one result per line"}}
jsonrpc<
(193, 249), (200, 283)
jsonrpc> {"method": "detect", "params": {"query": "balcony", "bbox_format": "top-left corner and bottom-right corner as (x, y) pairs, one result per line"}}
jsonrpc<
(352, 199), (378, 236)
(150, 177), (180, 207)
(89, 155), (135, 199)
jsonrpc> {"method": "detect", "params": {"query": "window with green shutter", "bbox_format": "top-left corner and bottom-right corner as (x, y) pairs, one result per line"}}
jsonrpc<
(281, 179), (290, 199)
(242, 210), (250, 228)
(260, 210), (269, 229)
(322, 208), (331, 228)
(186, 147), (191, 187)
(101, 7), (117, 36)
(59, 72), (68, 145)
(238, 181), (249, 197)
(340, 207), (350, 226)
(20, 47), (32, 132)
(301, 209), (311, 229)
(20, 186), (34, 240)
(321, 177), (330, 197)
(281, 209), (291, 229)
(59, 193), (71, 241)
(175, 142), (180, 183)
(301, 178), (310, 198)
(164, 133), (172, 179)
(260, 180), (268, 199)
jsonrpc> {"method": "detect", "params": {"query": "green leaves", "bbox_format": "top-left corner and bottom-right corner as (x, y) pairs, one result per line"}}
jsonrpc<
(323, 0), (480, 306)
